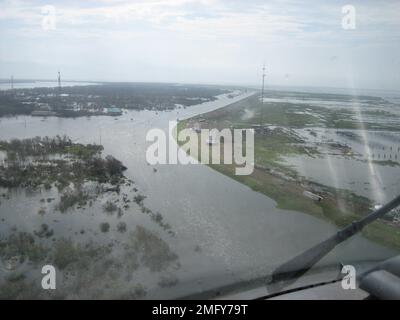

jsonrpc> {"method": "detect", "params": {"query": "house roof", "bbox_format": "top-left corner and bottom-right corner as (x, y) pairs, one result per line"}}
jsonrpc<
(108, 107), (121, 112)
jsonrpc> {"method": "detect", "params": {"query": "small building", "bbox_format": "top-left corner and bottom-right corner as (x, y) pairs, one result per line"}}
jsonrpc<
(303, 190), (323, 202)
(31, 110), (57, 116)
(106, 106), (122, 116)
(31, 104), (57, 116)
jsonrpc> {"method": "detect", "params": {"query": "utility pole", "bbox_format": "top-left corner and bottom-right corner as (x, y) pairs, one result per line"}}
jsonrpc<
(11, 75), (14, 90)
(260, 64), (266, 127)
(58, 71), (61, 93)
(261, 64), (266, 105)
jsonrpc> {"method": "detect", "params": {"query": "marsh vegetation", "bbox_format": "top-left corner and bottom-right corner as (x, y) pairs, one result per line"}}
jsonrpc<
(179, 91), (400, 249)
(0, 135), (178, 299)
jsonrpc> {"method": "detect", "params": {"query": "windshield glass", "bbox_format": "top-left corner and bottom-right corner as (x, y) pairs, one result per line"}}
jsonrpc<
(0, 0), (399, 299)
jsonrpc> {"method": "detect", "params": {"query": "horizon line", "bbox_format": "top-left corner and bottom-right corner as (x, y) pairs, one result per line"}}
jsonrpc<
(0, 78), (399, 94)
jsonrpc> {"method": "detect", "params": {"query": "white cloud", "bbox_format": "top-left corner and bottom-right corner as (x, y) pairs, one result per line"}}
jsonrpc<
(0, 0), (399, 90)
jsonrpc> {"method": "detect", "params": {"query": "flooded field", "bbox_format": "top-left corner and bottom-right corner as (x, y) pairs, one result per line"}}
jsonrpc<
(259, 90), (400, 204)
(284, 128), (400, 203)
(179, 90), (400, 253)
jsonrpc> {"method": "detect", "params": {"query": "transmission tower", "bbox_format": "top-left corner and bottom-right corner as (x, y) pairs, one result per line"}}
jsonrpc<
(261, 64), (266, 104)
(260, 64), (266, 127)
(58, 71), (61, 93)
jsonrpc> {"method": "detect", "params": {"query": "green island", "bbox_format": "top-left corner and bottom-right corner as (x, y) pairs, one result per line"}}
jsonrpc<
(177, 93), (400, 250)
(0, 136), (126, 187)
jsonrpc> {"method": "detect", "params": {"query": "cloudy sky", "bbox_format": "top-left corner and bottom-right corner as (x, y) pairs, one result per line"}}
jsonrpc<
(0, 0), (399, 90)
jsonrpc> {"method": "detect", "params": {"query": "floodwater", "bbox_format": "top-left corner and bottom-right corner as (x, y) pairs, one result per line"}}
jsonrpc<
(261, 88), (400, 204)
(0, 90), (397, 299)
(275, 88), (400, 204)
(285, 128), (400, 203)
(284, 154), (400, 203)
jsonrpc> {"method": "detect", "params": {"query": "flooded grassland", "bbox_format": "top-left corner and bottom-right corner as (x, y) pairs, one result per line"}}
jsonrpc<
(178, 91), (400, 250)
